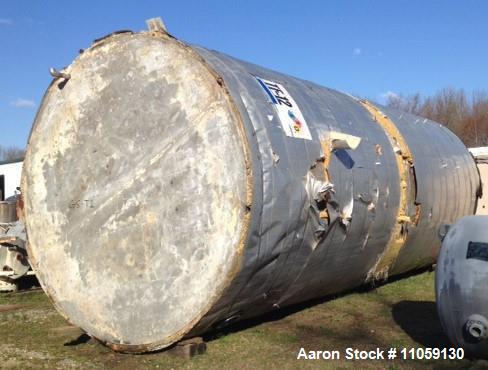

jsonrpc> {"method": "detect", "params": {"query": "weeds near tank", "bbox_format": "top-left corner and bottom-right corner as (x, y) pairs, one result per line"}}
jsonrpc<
(0, 271), (481, 369)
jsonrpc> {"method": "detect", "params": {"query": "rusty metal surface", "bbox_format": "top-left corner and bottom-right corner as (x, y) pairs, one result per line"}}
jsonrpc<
(22, 29), (479, 352)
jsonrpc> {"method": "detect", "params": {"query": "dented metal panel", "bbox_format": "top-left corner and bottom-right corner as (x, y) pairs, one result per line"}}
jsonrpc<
(22, 29), (479, 353)
(379, 108), (480, 275)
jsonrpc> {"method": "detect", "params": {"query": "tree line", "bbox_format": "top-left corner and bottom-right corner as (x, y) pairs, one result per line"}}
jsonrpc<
(385, 87), (488, 147)
(0, 87), (486, 161)
(0, 145), (25, 161)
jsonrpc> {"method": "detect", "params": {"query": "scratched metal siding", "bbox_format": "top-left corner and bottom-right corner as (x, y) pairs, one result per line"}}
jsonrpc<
(189, 47), (479, 334)
(378, 108), (479, 275)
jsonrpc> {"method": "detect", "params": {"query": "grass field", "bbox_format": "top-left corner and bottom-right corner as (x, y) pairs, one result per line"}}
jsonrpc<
(1, 271), (486, 369)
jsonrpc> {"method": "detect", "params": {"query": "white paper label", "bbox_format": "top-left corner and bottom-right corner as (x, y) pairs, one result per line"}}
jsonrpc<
(256, 76), (312, 140)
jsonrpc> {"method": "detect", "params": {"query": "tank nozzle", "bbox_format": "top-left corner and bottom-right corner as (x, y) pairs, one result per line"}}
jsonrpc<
(49, 67), (70, 81)
(466, 314), (488, 340)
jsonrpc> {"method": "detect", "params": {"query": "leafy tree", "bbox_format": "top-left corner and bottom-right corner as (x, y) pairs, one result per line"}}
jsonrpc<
(0, 145), (25, 161)
(386, 88), (488, 147)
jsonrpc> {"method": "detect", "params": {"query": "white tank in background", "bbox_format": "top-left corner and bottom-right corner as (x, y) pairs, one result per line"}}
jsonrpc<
(0, 158), (23, 203)
(0, 158), (29, 292)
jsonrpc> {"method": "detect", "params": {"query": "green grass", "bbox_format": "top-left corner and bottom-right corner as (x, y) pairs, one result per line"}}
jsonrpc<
(0, 271), (486, 369)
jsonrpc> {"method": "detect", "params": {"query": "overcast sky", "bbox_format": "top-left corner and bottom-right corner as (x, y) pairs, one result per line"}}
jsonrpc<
(1, 0), (487, 147)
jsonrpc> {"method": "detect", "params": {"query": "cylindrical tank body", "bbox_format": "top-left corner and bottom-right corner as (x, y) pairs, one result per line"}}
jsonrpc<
(436, 216), (488, 358)
(22, 29), (479, 352)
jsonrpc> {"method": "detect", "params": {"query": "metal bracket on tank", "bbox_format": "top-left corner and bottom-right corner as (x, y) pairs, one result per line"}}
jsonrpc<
(146, 17), (167, 33)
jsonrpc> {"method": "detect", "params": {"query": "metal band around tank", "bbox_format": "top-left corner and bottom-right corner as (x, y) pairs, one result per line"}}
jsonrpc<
(359, 100), (418, 280)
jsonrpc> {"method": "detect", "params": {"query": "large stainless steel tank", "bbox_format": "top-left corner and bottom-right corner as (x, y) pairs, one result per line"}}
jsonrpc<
(22, 23), (480, 352)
